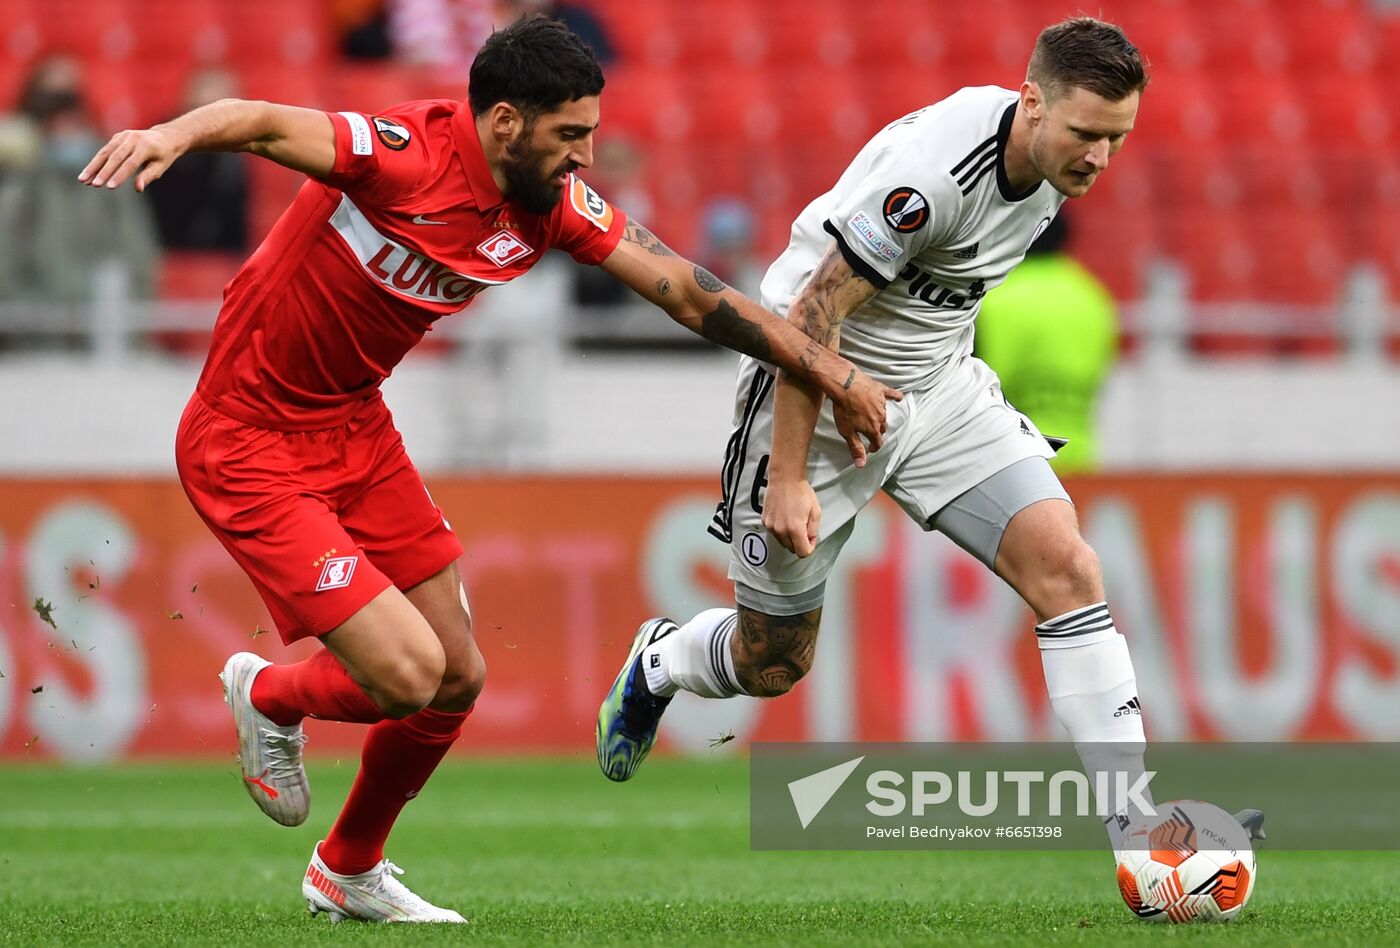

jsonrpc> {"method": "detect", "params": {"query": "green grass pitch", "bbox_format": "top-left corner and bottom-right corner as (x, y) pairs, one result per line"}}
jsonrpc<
(1, 756), (1397, 945)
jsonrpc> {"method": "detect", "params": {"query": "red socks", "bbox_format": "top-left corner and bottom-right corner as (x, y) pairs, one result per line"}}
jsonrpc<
(249, 649), (384, 726)
(318, 706), (471, 875)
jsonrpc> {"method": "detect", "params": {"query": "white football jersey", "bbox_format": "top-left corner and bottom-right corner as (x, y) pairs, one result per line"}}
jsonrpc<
(760, 86), (1067, 393)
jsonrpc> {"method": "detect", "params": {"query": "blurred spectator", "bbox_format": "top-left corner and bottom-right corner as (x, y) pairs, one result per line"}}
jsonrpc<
(697, 197), (762, 298)
(0, 55), (157, 310)
(333, 0), (394, 60)
(389, 1), (614, 76)
(147, 68), (249, 252)
(389, 0), (496, 72)
(0, 54), (88, 174)
(973, 214), (1118, 473)
(499, 1), (616, 66)
(572, 136), (652, 309)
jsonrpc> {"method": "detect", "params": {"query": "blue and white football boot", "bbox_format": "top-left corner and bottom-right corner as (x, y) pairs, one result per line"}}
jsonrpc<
(596, 618), (676, 782)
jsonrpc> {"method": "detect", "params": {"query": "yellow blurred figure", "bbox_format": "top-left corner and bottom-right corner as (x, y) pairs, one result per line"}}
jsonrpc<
(975, 213), (1117, 473)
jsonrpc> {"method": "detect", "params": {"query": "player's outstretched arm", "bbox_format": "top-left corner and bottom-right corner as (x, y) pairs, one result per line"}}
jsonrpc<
(600, 220), (900, 461)
(80, 99), (335, 193)
(763, 242), (884, 556)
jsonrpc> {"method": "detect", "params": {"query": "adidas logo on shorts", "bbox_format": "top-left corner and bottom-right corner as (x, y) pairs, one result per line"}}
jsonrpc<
(1114, 696), (1142, 717)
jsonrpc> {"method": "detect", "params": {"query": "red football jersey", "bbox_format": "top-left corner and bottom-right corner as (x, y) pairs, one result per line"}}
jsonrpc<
(196, 99), (627, 429)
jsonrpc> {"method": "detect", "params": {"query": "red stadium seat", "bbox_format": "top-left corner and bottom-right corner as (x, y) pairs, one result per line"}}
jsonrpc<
(670, 0), (769, 67)
(40, 0), (137, 62)
(590, 0), (682, 67)
(847, 0), (944, 72)
(236, 63), (328, 112)
(757, 0), (856, 68)
(131, 0), (229, 64)
(1277, 2), (1378, 77)
(773, 66), (879, 152)
(598, 64), (690, 144)
(224, 0), (331, 67)
(859, 62), (959, 130)
(1067, 195), (1159, 302)
(1192, 1), (1292, 77)
(153, 251), (242, 354)
(1244, 208), (1346, 306)
(1110, 0), (1205, 74)
(686, 67), (783, 145)
(1171, 206), (1260, 302)
(325, 65), (424, 114)
(1125, 68), (1220, 149)
(1302, 75), (1395, 150)
(1211, 74), (1309, 148)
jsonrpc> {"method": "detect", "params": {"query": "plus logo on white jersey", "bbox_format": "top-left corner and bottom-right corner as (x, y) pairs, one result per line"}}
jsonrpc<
(316, 556), (358, 592)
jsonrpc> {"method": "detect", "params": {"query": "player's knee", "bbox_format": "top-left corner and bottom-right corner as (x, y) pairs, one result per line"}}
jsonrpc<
(433, 649), (486, 713)
(373, 646), (447, 718)
(1036, 541), (1103, 613)
(745, 658), (809, 698)
(731, 607), (820, 698)
(733, 643), (814, 698)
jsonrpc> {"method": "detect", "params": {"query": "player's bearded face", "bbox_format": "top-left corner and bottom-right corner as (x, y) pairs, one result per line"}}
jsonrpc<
(1032, 87), (1138, 199)
(502, 120), (578, 214)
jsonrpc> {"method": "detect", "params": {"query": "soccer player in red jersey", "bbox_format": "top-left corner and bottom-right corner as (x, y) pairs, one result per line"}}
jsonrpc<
(80, 15), (900, 923)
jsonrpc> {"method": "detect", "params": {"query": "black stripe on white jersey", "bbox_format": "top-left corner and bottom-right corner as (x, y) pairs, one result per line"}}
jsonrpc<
(959, 156), (999, 195)
(948, 134), (997, 178)
(708, 368), (775, 543)
(957, 148), (998, 187)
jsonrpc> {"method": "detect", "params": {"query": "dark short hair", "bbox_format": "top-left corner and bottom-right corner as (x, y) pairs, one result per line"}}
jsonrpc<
(1028, 17), (1148, 103)
(468, 14), (605, 119)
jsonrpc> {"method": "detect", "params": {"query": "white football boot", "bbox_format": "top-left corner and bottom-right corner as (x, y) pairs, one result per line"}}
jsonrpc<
(303, 843), (467, 923)
(219, 652), (310, 827)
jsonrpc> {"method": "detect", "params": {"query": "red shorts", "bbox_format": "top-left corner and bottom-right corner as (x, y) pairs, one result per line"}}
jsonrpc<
(176, 393), (464, 644)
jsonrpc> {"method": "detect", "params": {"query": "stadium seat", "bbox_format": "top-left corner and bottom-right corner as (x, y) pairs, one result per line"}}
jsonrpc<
(1124, 68), (1219, 149)
(1277, 2), (1378, 76)
(598, 64), (690, 144)
(131, 0), (229, 64)
(325, 65), (423, 114)
(590, 0), (682, 66)
(847, 0), (944, 72)
(153, 251), (242, 353)
(1192, 1), (1291, 77)
(40, 0), (137, 62)
(1067, 196), (1158, 302)
(1170, 206), (1259, 302)
(757, 0), (857, 68)
(235, 63), (328, 112)
(1211, 74), (1309, 148)
(686, 67), (783, 145)
(1244, 208), (1346, 306)
(223, 0), (332, 67)
(773, 66), (878, 151)
(669, 0), (769, 67)
(1111, 0), (1205, 73)
(1302, 75), (1395, 150)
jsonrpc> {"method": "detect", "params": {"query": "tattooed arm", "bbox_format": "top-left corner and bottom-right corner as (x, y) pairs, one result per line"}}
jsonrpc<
(600, 219), (900, 463)
(764, 242), (884, 557)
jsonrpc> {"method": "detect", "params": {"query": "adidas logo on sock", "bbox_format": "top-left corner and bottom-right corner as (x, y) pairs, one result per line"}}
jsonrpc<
(1114, 696), (1142, 717)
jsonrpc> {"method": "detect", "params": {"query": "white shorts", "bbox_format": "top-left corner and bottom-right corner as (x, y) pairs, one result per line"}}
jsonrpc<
(707, 355), (1062, 614)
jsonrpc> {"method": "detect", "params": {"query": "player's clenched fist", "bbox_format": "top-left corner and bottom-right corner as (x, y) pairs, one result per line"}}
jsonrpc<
(831, 370), (902, 467)
(762, 479), (822, 558)
(78, 126), (184, 192)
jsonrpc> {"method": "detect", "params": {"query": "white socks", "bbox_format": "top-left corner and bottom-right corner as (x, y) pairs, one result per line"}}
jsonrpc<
(1037, 602), (1152, 849)
(642, 608), (747, 699)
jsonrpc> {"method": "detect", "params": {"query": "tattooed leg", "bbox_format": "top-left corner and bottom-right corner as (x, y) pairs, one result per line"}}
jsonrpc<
(732, 605), (822, 698)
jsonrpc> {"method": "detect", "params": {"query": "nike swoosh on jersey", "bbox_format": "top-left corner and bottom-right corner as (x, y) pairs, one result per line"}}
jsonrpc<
(412, 214), (448, 225)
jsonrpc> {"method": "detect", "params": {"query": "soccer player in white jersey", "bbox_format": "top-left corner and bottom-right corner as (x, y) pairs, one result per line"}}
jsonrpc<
(599, 17), (1158, 849)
